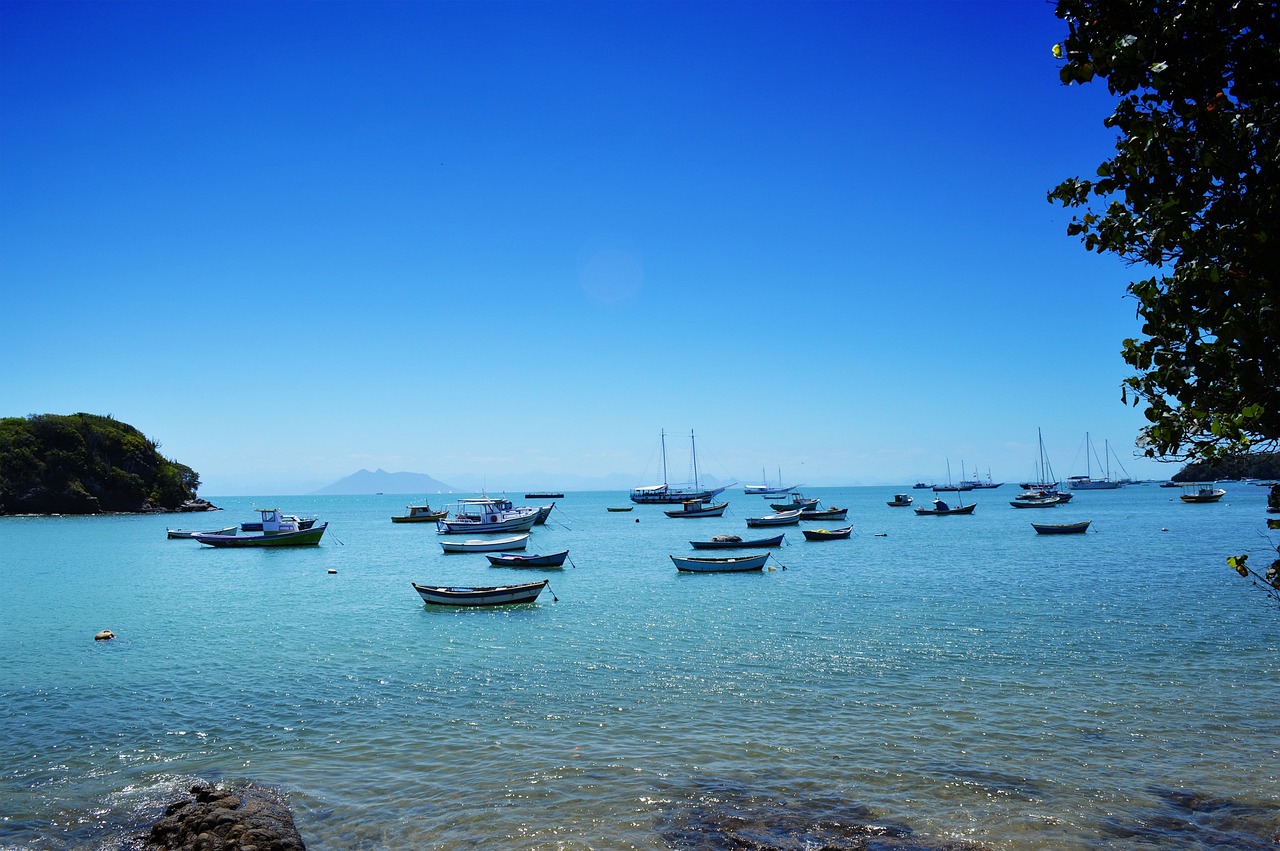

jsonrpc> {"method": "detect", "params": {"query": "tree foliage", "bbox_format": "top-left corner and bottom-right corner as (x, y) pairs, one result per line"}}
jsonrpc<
(1049, 0), (1280, 462)
(0, 413), (201, 514)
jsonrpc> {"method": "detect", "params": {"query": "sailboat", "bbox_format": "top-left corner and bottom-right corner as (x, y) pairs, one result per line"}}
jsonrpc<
(629, 430), (730, 505)
(933, 459), (974, 492)
(959, 465), (1003, 489)
(1067, 433), (1123, 490)
(1015, 428), (1073, 503)
(743, 466), (802, 496)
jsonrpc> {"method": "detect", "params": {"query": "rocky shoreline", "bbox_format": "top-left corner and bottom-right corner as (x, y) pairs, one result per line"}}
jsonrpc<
(0, 497), (219, 516)
(133, 782), (306, 851)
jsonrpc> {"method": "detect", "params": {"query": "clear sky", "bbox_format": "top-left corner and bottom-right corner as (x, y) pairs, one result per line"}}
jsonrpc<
(1, 0), (1181, 494)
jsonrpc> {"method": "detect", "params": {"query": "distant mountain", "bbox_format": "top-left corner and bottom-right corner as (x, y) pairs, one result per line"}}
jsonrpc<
(312, 469), (458, 495)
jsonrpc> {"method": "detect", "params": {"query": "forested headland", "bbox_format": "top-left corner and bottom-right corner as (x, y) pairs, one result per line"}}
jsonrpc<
(0, 413), (213, 515)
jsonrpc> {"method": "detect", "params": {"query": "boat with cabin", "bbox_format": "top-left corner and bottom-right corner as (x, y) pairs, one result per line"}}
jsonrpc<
(664, 499), (729, 518)
(391, 503), (447, 523)
(435, 496), (539, 534)
(1180, 484), (1227, 503)
(196, 508), (328, 547)
(1067, 433), (1125, 490)
(887, 494), (914, 507)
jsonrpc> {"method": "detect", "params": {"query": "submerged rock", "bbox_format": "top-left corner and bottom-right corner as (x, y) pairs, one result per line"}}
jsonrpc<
(142, 781), (305, 851)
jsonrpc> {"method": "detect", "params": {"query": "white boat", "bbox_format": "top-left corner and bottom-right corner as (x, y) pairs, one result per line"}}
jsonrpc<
(1067, 433), (1125, 490)
(436, 497), (539, 534)
(670, 552), (770, 572)
(664, 499), (729, 518)
(1180, 484), (1227, 503)
(630, 430), (730, 504)
(743, 467), (802, 495)
(440, 534), (530, 553)
(745, 508), (803, 527)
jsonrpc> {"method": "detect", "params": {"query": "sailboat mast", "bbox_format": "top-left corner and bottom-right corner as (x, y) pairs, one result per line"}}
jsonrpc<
(691, 430), (699, 490)
(660, 429), (669, 487)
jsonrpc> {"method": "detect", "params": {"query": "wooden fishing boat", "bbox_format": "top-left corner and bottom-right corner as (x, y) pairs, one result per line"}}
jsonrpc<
(607, 506), (634, 512)
(1031, 520), (1092, 535)
(745, 508), (803, 527)
(769, 494), (820, 511)
(913, 498), (976, 516)
(436, 497), (539, 534)
(669, 552), (770, 572)
(799, 506), (848, 521)
(196, 509), (328, 547)
(167, 525), (237, 539)
(440, 534), (529, 553)
(534, 503), (555, 524)
(664, 499), (729, 518)
(1180, 484), (1227, 503)
(802, 526), (852, 541)
(411, 579), (548, 606)
(1009, 497), (1060, 508)
(887, 494), (913, 507)
(391, 504), (447, 523)
(689, 533), (785, 550)
(485, 549), (569, 568)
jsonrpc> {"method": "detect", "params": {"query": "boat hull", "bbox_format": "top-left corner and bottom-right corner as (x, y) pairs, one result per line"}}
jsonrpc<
(436, 513), (538, 534)
(485, 550), (569, 568)
(440, 534), (530, 553)
(664, 501), (729, 518)
(1031, 521), (1092, 534)
(745, 509), (803, 527)
(412, 580), (548, 606)
(914, 504), (976, 516)
(670, 553), (770, 572)
(689, 534), (785, 550)
(802, 526), (852, 541)
(799, 508), (847, 521)
(195, 523), (328, 547)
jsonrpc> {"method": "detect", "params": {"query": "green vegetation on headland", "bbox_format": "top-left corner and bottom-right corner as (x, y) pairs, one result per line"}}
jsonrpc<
(0, 413), (212, 515)
(1172, 453), (1280, 484)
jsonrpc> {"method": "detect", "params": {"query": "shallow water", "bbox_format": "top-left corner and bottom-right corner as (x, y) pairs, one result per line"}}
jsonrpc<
(1, 485), (1277, 849)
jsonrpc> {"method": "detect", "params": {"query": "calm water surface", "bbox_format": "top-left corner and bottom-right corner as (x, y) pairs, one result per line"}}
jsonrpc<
(1, 486), (1277, 849)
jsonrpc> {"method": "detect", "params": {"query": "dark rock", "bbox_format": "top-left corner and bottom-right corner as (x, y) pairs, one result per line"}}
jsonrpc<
(142, 782), (305, 851)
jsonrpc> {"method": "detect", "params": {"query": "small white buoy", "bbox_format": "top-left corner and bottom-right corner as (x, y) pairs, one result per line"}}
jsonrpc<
(94, 630), (114, 641)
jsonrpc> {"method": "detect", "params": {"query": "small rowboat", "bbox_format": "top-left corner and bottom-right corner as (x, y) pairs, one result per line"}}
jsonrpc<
(412, 580), (548, 607)
(745, 509), (803, 527)
(1031, 520), (1092, 535)
(670, 552), (770, 572)
(1009, 497), (1060, 508)
(607, 507), (634, 512)
(802, 526), (852, 541)
(689, 533), (785, 550)
(440, 534), (529, 553)
(485, 550), (570, 568)
(769, 496), (820, 511)
(167, 525), (237, 539)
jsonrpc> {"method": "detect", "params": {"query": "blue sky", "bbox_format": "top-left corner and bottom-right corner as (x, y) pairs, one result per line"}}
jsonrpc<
(1, 0), (1180, 494)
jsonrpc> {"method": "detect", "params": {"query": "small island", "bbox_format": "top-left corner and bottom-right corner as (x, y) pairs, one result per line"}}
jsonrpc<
(0, 413), (215, 515)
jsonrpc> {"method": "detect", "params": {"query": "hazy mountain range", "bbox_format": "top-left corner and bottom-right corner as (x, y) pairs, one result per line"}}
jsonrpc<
(310, 468), (735, 495)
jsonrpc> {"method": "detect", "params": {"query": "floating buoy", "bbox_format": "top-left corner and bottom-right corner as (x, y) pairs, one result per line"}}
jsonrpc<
(94, 630), (114, 641)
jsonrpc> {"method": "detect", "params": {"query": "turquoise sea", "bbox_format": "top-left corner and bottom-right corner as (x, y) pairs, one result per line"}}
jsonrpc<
(2, 485), (1277, 850)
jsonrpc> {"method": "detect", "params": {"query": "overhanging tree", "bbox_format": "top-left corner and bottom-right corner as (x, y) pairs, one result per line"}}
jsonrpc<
(1048, 0), (1279, 462)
